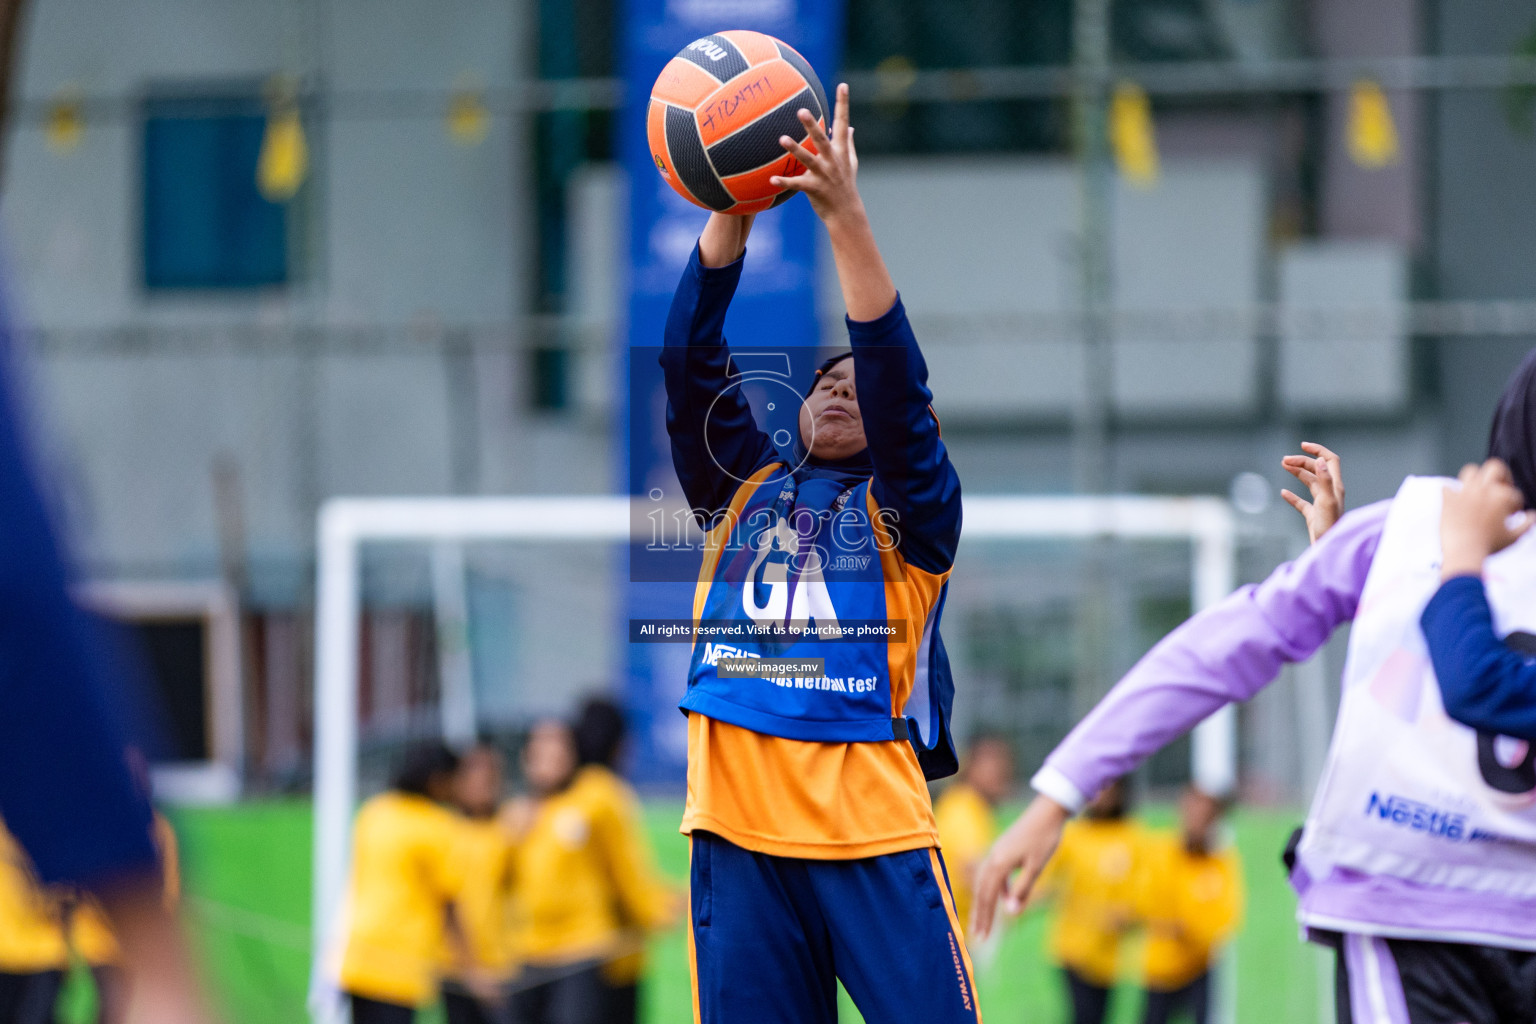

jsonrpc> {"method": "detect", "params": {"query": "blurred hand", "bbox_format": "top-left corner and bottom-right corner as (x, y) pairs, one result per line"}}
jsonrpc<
(122, 981), (214, 1024)
(970, 795), (1071, 941)
(100, 876), (217, 1024)
(771, 83), (864, 228)
(1281, 442), (1345, 543)
(1441, 459), (1532, 580)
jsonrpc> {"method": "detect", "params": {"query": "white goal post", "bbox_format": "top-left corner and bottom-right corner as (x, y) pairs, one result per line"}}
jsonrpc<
(309, 493), (1238, 1023)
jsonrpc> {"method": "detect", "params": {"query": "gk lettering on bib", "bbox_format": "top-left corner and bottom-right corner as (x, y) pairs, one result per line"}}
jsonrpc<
(681, 467), (901, 742)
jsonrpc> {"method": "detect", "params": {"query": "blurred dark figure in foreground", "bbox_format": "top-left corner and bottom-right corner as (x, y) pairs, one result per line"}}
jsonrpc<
(67, 748), (181, 1024)
(0, 278), (209, 1023)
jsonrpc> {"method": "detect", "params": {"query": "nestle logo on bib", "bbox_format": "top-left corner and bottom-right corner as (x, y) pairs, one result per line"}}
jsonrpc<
(1365, 792), (1468, 841)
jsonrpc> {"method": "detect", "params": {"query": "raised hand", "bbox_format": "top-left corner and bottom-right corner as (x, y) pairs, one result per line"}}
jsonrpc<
(770, 82), (863, 226)
(770, 83), (895, 321)
(1441, 458), (1533, 580)
(969, 795), (1071, 941)
(1281, 442), (1345, 543)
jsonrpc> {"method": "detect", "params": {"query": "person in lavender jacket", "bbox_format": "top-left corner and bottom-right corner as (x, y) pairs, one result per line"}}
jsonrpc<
(974, 352), (1536, 1024)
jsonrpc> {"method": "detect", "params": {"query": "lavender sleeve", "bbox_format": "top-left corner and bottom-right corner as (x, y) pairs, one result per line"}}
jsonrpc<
(1031, 499), (1391, 812)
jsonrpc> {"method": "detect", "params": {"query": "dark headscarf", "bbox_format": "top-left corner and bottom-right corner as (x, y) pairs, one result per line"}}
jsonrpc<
(1487, 348), (1536, 510)
(803, 351), (854, 397)
(391, 742), (459, 797)
(574, 696), (626, 768)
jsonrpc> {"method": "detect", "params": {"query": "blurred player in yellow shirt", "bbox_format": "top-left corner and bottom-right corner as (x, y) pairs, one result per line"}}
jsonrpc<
(338, 743), (469, 1024)
(570, 698), (680, 1024)
(0, 824), (68, 1024)
(1033, 777), (1144, 1024)
(933, 734), (1014, 939)
(69, 809), (180, 1023)
(505, 715), (679, 1024)
(443, 744), (515, 1024)
(1133, 787), (1243, 1024)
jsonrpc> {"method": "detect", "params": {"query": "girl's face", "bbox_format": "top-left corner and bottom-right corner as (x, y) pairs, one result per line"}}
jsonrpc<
(453, 747), (504, 816)
(523, 722), (577, 796)
(799, 361), (866, 460)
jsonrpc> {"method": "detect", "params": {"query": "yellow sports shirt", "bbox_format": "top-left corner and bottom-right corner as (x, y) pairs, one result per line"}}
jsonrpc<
(443, 816), (515, 979)
(69, 899), (119, 966)
(1134, 832), (1243, 991)
(510, 765), (678, 970)
(0, 826), (67, 972)
(1036, 817), (1147, 987)
(932, 782), (997, 936)
(682, 716), (938, 861)
(338, 792), (465, 1007)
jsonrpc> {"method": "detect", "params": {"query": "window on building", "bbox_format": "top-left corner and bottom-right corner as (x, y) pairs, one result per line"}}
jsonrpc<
(531, 0), (616, 412)
(536, 0), (616, 317)
(844, 0), (1074, 155)
(141, 92), (289, 290)
(530, 346), (570, 411)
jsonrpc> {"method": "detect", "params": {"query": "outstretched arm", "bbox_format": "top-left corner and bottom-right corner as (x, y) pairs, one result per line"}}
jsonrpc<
(970, 499), (1390, 939)
(0, 301), (211, 1021)
(659, 214), (780, 520)
(774, 85), (961, 571)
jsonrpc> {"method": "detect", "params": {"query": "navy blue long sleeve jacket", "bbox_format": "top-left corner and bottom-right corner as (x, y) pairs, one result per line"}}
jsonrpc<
(0, 296), (157, 887)
(658, 245), (962, 577)
(658, 244), (964, 775)
(1421, 575), (1536, 740)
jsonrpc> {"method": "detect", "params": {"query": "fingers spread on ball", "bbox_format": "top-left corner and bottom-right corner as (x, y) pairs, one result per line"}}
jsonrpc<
(777, 133), (818, 170)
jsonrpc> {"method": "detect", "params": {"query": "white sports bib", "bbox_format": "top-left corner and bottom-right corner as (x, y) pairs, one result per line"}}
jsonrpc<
(1299, 476), (1536, 897)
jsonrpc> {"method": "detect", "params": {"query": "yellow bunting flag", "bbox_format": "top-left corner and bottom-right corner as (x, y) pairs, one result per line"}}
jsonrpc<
(45, 88), (83, 155)
(1347, 80), (1399, 169)
(447, 85), (489, 146)
(874, 54), (918, 102)
(258, 99), (308, 202)
(1110, 81), (1159, 188)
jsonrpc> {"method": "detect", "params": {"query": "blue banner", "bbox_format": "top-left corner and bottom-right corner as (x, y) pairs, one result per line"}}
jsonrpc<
(618, 0), (843, 786)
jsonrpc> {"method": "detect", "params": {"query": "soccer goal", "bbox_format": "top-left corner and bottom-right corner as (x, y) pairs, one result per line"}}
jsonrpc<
(308, 493), (1239, 1023)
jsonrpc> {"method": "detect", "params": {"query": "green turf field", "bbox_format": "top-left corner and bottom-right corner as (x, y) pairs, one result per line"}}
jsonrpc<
(122, 800), (1327, 1024)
